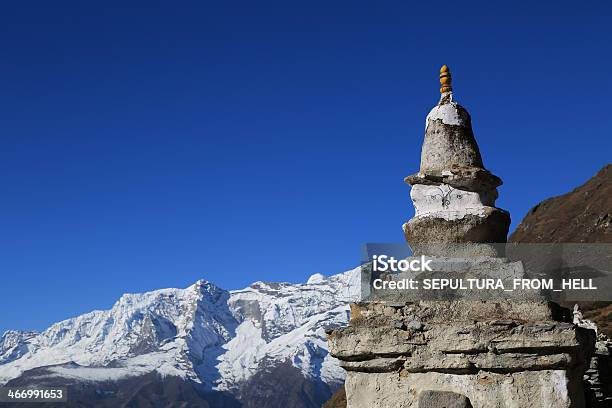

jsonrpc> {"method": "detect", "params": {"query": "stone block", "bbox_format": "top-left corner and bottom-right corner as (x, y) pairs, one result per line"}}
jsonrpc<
(418, 390), (472, 408)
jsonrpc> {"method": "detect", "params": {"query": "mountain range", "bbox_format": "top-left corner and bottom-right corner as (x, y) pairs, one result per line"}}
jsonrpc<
(0, 269), (360, 407)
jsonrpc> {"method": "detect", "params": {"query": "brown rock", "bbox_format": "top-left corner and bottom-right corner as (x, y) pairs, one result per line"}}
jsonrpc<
(510, 164), (612, 244)
(322, 386), (346, 408)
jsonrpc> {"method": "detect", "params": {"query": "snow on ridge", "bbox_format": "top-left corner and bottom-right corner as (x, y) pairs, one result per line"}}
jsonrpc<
(0, 267), (361, 392)
(0, 279), (234, 385)
(215, 266), (360, 390)
(307, 273), (326, 284)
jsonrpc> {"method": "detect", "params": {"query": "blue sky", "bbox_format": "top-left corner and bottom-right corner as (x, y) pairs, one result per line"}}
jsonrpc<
(1, 2), (611, 334)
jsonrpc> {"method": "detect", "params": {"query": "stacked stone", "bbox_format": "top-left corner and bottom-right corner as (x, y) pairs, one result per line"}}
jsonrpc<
(583, 330), (612, 407)
(328, 67), (596, 408)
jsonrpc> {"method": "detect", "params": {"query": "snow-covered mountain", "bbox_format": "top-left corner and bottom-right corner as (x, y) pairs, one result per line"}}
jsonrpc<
(0, 268), (360, 407)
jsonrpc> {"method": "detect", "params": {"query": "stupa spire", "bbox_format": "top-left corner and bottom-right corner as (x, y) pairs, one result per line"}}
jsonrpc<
(439, 64), (452, 93)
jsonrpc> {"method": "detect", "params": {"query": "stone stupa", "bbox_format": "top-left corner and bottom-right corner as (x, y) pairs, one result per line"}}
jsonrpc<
(328, 66), (595, 408)
(403, 65), (509, 257)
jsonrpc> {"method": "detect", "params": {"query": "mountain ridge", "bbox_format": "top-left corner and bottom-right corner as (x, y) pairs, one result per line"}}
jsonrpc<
(0, 268), (360, 407)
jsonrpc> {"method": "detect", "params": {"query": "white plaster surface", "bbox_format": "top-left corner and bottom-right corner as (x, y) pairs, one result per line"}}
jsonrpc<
(426, 100), (466, 127)
(410, 184), (495, 220)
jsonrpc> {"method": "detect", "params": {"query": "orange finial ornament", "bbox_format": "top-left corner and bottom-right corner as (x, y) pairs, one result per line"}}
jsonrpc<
(439, 65), (452, 94)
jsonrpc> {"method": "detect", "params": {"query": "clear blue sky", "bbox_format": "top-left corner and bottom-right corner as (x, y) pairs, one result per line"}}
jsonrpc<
(1, 2), (611, 334)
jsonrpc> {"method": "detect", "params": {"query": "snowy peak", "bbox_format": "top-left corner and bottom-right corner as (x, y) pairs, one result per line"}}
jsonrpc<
(0, 266), (361, 402)
(0, 280), (238, 384)
(307, 273), (326, 284)
(212, 267), (360, 391)
(229, 268), (358, 342)
(0, 331), (38, 365)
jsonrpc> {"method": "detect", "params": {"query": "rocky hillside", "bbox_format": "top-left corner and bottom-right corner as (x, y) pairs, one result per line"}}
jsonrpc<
(510, 164), (612, 338)
(510, 164), (612, 243)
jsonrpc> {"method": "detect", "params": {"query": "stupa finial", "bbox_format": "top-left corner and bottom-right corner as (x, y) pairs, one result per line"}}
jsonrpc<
(439, 65), (452, 94)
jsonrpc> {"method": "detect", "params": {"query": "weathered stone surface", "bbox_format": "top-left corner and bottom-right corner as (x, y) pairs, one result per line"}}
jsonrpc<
(340, 357), (406, 373)
(403, 209), (510, 249)
(328, 326), (420, 360)
(418, 390), (472, 408)
(343, 369), (585, 408)
(329, 302), (594, 374)
(583, 332), (612, 407)
(329, 300), (594, 407)
(404, 165), (502, 192)
(419, 97), (483, 176)
(348, 300), (570, 326)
